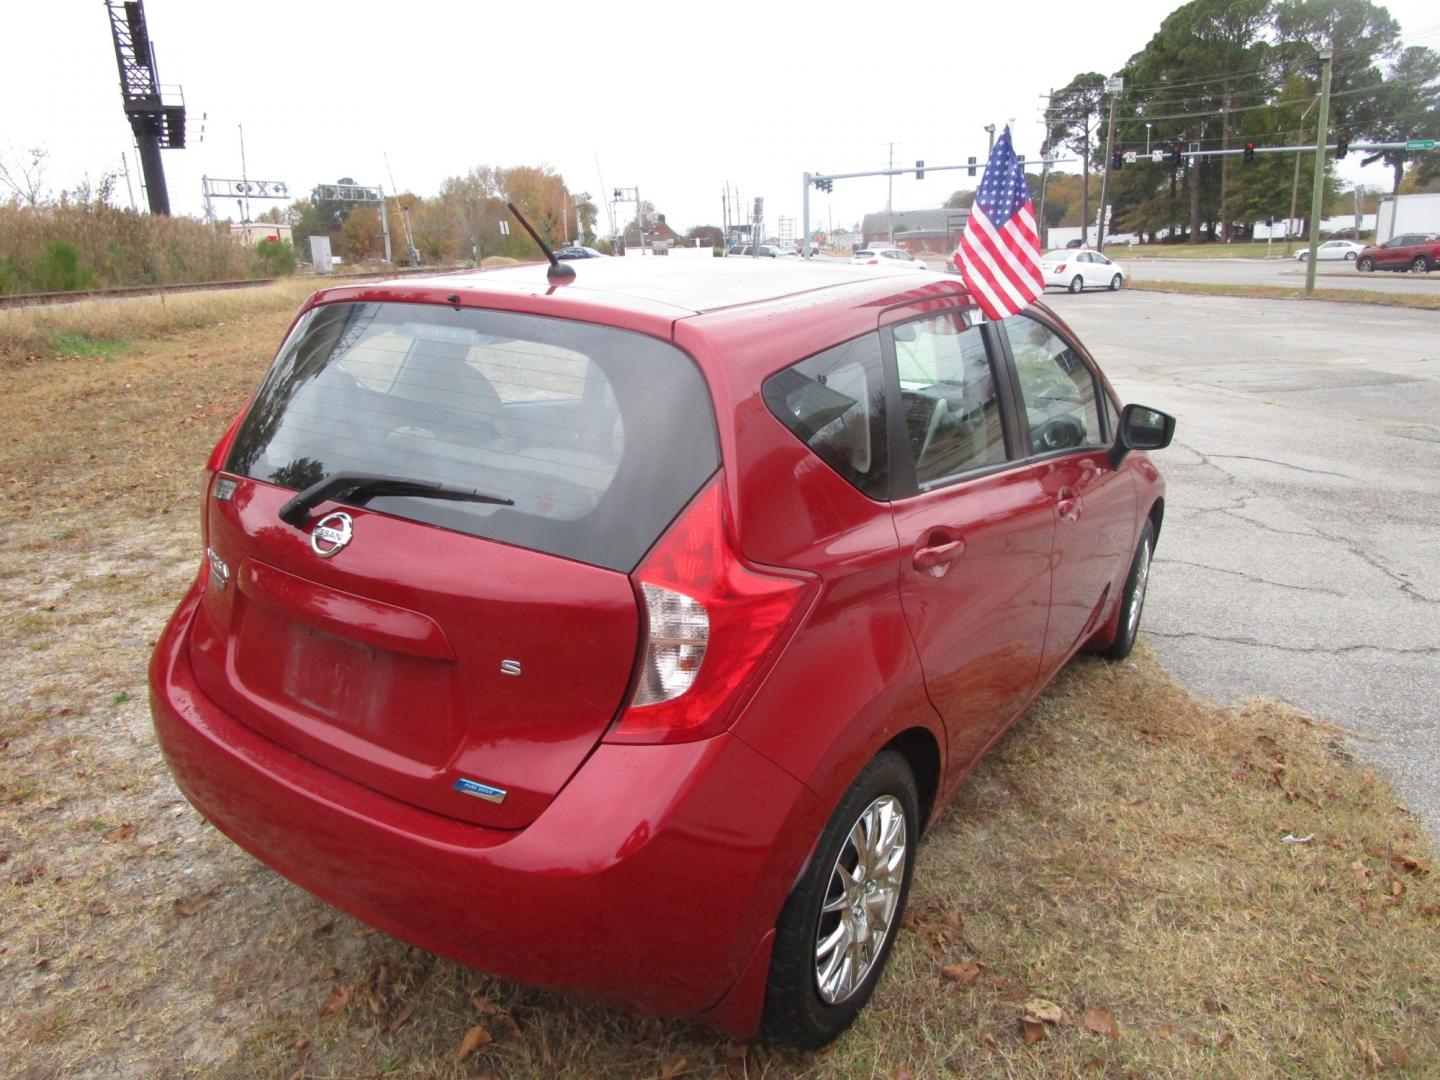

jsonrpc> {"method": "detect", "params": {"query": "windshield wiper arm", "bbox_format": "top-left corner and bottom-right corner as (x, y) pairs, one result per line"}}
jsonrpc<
(279, 471), (513, 527)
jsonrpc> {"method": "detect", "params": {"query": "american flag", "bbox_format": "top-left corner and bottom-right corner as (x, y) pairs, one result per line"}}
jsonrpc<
(954, 126), (1044, 319)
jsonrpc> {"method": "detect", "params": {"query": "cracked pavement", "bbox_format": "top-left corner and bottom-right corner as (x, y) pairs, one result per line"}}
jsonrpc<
(1050, 290), (1440, 833)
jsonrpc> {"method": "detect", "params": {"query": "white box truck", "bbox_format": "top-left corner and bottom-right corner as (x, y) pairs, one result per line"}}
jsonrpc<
(1376, 192), (1440, 241)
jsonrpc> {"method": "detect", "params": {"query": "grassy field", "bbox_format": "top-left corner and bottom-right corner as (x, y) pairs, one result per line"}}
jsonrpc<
(1123, 242), (1306, 260)
(1129, 278), (1440, 310)
(3, 290), (1438, 1078)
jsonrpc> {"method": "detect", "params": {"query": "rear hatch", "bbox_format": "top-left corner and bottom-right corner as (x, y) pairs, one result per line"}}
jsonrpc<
(188, 299), (719, 828)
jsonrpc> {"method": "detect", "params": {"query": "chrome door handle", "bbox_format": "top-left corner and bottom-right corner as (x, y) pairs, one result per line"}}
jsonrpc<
(1056, 486), (1081, 523)
(913, 538), (967, 577)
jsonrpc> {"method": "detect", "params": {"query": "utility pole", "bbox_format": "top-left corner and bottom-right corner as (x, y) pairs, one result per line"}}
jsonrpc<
(885, 141), (896, 241)
(1304, 48), (1333, 295)
(1285, 99), (1318, 257)
(1095, 77), (1122, 252)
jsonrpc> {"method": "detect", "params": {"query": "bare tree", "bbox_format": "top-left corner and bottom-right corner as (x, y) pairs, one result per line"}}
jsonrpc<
(0, 144), (49, 207)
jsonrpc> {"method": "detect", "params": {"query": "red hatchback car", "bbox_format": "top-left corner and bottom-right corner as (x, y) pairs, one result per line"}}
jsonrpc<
(1356, 231), (1440, 273)
(150, 259), (1172, 1047)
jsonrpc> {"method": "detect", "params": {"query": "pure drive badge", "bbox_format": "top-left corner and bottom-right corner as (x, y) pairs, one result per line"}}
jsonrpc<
(310, 511), (353, 558)
(454, 777), (508, 804)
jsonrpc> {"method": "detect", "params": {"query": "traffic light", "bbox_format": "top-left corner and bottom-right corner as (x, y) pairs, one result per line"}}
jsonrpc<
(1112, 150), (1124, 170)
(1170, 142), (1184, 168)
(1336, 136), (1349, 159)
(967, 156), (977, 177)
(1243, 143), (1256, 163)
(915, 159), (925, 180)
(612, 188), (622, 201)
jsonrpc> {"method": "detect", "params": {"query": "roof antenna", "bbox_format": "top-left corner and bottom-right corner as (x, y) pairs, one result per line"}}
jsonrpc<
(506, 201), (575, 283)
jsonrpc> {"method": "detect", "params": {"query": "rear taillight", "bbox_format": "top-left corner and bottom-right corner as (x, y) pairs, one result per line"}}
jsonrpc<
(1054, 263), (1066, 273)
(198, 409), (246, 548)
(867, 258), (879, 264)
(606, 477), (814, 745)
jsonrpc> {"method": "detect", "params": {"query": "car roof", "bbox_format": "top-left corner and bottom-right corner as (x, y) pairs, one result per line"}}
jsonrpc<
(324, 258), (960, 320)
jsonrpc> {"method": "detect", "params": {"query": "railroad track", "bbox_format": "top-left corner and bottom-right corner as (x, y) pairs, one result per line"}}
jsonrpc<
(0, 265), (471, 309)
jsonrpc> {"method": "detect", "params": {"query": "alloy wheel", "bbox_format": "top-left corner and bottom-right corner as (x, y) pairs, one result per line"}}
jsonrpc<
(1126, 537), (1152, 641)
(813, 794), (907, 1005)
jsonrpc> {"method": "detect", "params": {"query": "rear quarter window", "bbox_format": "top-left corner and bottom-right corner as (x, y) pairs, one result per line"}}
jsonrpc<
(226, 301), (719, 571)
(761, 333), (889, 499)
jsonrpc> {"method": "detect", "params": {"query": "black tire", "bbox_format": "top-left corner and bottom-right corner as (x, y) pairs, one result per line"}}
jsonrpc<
(1411, 256), (1430, 274)
(1357, 256), (1374, 273)
(762, 750), (918, 1049)
(1298, 251), (1309, 262)
(1109, 273), (1123, 291)
(1345, 251), (1357, 261)
(1103, 520), (1154, 662)
(1068, 275), (1084, 294)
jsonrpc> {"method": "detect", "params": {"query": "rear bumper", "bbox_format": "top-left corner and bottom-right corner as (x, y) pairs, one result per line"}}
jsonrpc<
(149, 576), (821, 1033)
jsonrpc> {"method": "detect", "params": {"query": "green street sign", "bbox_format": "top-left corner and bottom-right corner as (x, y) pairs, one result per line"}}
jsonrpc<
(1407, 139), (1437, 151)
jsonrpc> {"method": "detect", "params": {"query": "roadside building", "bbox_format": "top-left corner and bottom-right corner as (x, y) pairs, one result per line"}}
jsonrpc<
(860, 208), (968, 255)
(230, 222), (292, 245)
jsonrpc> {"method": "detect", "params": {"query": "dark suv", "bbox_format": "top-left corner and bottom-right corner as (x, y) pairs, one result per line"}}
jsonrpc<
(1356, 232), (1440, 273)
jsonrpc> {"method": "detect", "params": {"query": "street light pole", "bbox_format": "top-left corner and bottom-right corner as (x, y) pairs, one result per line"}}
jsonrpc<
(1146, 122), (1152, 155)
(984, 124), (996, 152)
(1304, 48), (1333, 295)
(1096, 77), (1123, 253)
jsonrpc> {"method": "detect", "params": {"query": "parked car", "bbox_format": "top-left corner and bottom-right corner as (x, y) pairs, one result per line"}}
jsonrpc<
(1040, 249), (1127, 293)
(150, 259), (1172, 1048)
(1065, 238), (1086, 248)
(730, 244), (785, 258)
(554, 245), (607, 260)
(1295, 239), (1365, 262)
(850, 246), (928, 270)
(1356, 232), (1440, 273)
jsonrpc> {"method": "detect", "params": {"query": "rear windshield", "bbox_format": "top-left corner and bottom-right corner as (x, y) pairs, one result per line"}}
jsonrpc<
(226, 301), (719, 571)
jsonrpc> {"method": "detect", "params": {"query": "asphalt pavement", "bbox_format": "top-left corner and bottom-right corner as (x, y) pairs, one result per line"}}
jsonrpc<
(1049, 288), (1440, 834)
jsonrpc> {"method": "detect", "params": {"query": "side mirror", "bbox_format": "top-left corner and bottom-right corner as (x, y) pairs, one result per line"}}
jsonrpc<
(1111, 403), (1175, 467)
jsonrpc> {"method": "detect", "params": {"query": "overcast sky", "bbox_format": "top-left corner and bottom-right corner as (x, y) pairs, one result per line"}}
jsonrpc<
(6, 0), (1438, 239)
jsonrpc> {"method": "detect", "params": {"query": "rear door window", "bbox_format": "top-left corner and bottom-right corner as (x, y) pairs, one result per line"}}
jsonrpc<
(226, 301), (719, 571)
(893, 313), (1009, 486)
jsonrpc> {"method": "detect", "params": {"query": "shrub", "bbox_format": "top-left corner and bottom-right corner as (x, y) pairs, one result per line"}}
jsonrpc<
(252, 238), (297, 277)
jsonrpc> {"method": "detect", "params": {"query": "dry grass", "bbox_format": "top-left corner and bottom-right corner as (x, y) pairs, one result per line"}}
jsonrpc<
(1129, 278), (1440, 310)
(2, 300), (1438, 1078)
(0, 278), (321, 364)
(1124, 242), (1289, 260)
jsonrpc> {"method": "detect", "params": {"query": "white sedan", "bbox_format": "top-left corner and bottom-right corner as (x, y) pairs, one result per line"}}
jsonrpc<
(1040, 249), (1126, 293)
(849, 247), (928, 270)
(1295, 239), (1366, 262)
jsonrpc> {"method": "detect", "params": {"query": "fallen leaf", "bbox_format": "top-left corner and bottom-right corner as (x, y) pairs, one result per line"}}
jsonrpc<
(1023, 998), (1065, 1024)
(1083, 1007), (1119, 1037)
(285, 1070), (302, 1080)
(388, 1001), (417, 1033)
(471, 994), (504, 1015)
(1390, 854), (1430, 876)
(1020, 1018), (1047, 1045)
(87, 900), (111, 916)
(891, 1069), (913, 1080)
(941, 962), (982, 985)
(1351, 860), (1373, 888)
(1202, 997), (1230, 1015)
(310, 920), (335, 939)
(456, 1025), (492, 1061)
(1217, 1031), (1235, 1049)
(173, 886), (219, 917)
(1156, 1023), (1174, 1039)
(102, 823), (135, 843)
(1390, 879), (1406, 898)
(657, 1057), (687, 1080)
(1388, 1045), (1412, 1067)
(291, 1037), (311, 1052)
(320, 982), (354, 1016)
(979, 1032), (999, 1050)
(1360, 1038), (1384, 1072)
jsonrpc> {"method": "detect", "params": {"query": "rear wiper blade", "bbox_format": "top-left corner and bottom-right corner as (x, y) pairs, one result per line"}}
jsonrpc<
(279, 471), (513, 528)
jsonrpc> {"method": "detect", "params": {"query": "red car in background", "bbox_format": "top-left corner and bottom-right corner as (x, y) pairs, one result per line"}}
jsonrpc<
(1356, 232), (1440, 273)
(150, 258), (1172, 1047)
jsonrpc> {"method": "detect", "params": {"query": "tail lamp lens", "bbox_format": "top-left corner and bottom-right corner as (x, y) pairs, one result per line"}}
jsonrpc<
(607, 477), (814, 745)
(632, 584), (709, 706)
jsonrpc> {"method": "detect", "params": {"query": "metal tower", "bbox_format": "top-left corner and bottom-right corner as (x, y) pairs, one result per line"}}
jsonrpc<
(106, 1), (186, 215)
